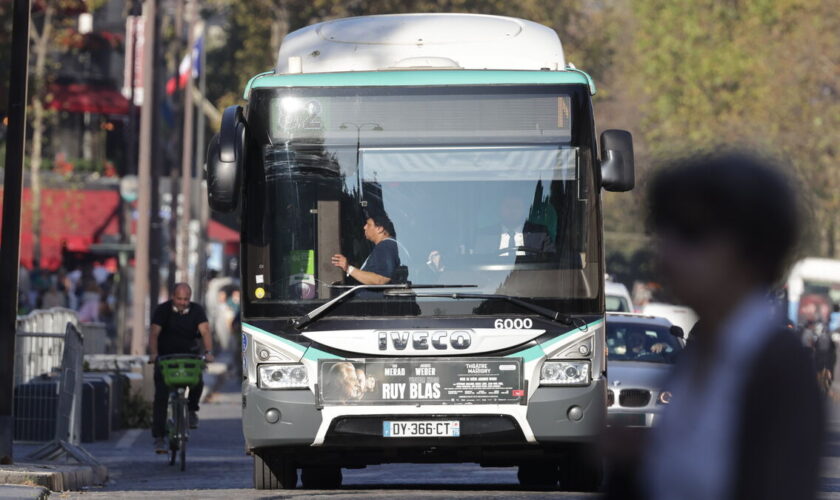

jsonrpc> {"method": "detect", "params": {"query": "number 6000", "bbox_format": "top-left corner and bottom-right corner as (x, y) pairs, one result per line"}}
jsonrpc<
(494, 318), (533, 329)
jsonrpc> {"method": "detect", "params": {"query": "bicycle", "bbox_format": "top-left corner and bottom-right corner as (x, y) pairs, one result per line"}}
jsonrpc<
(157, 354), (205, 471)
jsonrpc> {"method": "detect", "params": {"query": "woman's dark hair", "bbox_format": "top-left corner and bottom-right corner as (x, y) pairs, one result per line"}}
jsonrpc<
(367, 211), (396, 238)
(647, 151), (801, 286)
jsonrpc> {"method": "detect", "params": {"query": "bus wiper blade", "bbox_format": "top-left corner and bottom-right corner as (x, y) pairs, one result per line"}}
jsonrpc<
(385, 291), (574, 326)
(291, 284), (477, 330)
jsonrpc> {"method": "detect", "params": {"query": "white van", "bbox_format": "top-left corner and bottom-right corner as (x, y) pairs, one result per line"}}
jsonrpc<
(606, 281), (634, 313)
(641, 303), (698, 337)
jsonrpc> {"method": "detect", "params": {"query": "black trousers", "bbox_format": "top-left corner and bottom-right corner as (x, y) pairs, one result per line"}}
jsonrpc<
(152, 362), (203, 438)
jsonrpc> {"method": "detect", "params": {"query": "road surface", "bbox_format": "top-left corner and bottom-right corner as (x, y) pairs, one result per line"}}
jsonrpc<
(61, 377), (840, 499)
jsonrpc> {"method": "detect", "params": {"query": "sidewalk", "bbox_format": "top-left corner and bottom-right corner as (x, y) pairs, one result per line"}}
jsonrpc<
(0, 460), (105, 492)
(0, 356), (231, 495)
(0, 485), (49, 500)
(822, 394), (840, 499)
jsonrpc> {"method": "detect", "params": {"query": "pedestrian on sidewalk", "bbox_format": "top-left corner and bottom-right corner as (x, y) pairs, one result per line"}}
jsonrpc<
(605, 151), (825, 500)
(148, 283), (214, 453)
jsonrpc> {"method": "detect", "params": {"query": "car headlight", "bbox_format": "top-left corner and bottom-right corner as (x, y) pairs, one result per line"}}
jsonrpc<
(258, 364), (309, 389)
(540, 360), (590, 386)
(658, 390), (672, 404)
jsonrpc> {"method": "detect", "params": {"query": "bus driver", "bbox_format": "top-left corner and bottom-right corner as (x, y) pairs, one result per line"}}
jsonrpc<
(331, 212), (400, 286)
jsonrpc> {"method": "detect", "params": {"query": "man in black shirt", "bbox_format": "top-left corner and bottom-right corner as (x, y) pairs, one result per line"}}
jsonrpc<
(149, 283), (214, 453)
(331, 212), (400, 286)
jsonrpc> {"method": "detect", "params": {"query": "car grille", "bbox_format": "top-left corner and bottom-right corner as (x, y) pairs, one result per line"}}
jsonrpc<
(618, 389), (651, 408)
(607, 389), (615, 407)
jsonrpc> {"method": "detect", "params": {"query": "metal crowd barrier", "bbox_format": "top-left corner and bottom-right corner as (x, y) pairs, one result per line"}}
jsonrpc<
(26, 323), (101, 469)
(13, 332), (64, 389)
(16, 307), (80, 335)
(14, 308), (79, 387)
(12, 311), (103, 474)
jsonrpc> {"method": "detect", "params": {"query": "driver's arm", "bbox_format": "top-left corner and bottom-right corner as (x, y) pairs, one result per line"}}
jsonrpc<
(333, 243), (399, 285)
(348, 268), (391, 285)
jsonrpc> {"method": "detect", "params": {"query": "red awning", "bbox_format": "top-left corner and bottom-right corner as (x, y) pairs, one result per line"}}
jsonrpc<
(47, 83), (131, 115)
(208, 220), (239, 242)
(0, 187), (121, 270)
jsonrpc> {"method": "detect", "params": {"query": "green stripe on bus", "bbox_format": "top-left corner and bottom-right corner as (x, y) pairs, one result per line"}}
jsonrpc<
(539, 318), (604, 350)
(506, 318), (604, 361)
(244, 69), (595, 99)
(302, 347), (343, 361)
(507, 344), (545, 362)
(242, 322), (307, 354)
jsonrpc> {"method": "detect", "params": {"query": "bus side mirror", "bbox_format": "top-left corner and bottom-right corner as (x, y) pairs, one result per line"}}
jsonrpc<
(670, 325), (685, 339)
(206, 105), (246, 212)
(600, 129), (635, 192)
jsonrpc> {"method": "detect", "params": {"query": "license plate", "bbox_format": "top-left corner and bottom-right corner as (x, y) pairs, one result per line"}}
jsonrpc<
(607, 413), (648, 427)
(383, 420), (460, 438)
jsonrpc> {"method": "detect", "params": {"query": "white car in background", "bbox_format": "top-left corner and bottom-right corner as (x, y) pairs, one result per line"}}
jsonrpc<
(642, 302), (698, 337)
(606, 313), (686, 427)
(606, 281), (634, 313)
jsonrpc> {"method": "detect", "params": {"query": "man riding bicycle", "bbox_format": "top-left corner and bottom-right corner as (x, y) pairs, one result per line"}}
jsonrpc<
(149, 283), (214, 453)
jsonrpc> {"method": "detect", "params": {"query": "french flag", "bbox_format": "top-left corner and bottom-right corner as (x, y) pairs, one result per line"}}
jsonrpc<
(166, 36), (203, 95)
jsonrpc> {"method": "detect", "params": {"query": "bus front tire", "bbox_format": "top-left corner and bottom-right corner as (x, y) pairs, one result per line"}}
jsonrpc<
(253, 450), (297, 490)
(301, 466), (343, 489)
(517, 463), (559, 489)
(559, 454), (603, 492)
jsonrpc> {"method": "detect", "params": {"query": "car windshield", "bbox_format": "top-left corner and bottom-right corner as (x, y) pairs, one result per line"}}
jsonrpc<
(606, 321), (683, 364)
(241, 85), (601, 318)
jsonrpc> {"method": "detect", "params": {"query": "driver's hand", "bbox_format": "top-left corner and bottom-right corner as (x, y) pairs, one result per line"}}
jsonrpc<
(204, 352), (215, 363)
(650, 343), (666, 353)
(331, 254), (348, 272)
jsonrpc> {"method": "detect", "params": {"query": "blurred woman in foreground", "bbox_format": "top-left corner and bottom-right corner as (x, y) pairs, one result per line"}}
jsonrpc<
(608, 152), (825, 500)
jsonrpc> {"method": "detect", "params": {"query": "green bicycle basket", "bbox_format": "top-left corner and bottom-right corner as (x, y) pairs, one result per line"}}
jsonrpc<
(159, 357), (205, 387)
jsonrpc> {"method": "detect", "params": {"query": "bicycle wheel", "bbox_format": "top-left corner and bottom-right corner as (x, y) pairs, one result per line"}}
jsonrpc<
(180, 438), (187, 471)
(167, 394), (177, 466)
(179, 396), (189, 471)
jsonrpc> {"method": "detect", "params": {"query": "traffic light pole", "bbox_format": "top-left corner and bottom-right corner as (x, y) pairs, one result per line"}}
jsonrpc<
(0, 0), (32, 464)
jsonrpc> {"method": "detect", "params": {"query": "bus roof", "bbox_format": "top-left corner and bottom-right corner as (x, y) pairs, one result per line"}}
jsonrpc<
(275, 14), (566, 75)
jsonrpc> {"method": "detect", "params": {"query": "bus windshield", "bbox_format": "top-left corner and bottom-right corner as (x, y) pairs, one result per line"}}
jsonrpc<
(242, 85), (601, 318)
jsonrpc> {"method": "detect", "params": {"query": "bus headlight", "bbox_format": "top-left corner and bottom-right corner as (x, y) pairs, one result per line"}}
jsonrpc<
(540, 360), (590, 386)
(258, 364), (309, 389)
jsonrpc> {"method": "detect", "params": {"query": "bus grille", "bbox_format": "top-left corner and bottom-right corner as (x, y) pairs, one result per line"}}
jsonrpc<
(618, 389), (651, 408)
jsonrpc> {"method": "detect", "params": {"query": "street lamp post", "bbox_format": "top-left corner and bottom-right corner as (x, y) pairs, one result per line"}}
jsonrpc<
(0, 0), (32, 464)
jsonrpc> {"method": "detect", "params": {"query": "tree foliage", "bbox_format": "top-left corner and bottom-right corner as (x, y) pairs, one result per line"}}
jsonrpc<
(203, 0), (617, 109)
(196, 0), (839, 264)
(630, 0), (840, 256)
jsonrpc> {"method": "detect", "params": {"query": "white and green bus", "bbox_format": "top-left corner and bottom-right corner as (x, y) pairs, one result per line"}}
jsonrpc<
(207, 13), (634, 491)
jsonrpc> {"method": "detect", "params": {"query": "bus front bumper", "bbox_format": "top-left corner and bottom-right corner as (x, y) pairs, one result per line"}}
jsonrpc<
(242, 378), (605, 453)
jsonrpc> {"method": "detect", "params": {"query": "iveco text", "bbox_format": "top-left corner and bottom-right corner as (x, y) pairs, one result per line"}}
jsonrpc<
(378, 330), (472, 350)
